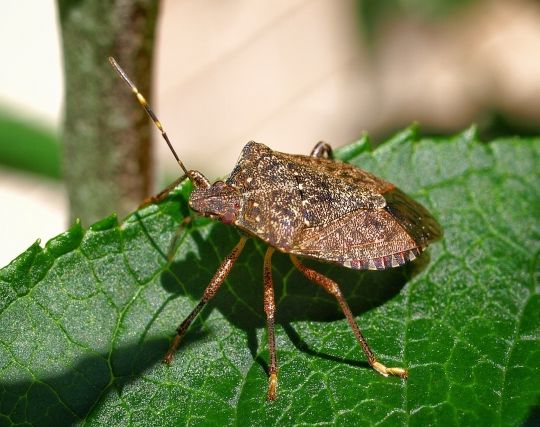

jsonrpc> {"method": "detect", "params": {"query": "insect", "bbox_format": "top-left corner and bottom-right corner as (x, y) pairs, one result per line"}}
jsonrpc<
(109, 57), (442, 401)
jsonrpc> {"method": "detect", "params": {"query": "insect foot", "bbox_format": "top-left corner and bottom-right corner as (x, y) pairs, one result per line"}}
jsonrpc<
(290, 255), (410, 386)
(110, 56), (442, 401)
(267, 373), (278, 401)
(372, 361), (408, 379)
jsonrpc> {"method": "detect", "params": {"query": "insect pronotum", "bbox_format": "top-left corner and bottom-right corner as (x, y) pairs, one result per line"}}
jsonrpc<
(109, 57), (442, 401)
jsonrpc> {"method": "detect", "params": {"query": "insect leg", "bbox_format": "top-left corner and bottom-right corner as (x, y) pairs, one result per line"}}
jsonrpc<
(263, 247), (278, 400)
(290, 255), (408, 379)
(163, 236), (248, 364)
(140, 175), (189, 208)
(166, 216), (192, 262)
(310, 141), (333, 159)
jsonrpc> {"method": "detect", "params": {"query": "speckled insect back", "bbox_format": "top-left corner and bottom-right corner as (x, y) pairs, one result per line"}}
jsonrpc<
(214, 142), (441, 265)
(110, 57), (443, 401)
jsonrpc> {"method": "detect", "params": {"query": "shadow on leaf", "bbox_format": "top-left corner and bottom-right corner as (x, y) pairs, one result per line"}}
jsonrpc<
(160, 219), (428, 374)
(0, 212), (430, 426)
(0, 338), (174, 426)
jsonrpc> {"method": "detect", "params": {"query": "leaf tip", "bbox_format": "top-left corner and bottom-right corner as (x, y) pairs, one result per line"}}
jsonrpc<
(336, 132), (372, 161)
(461, 124), (479, 142)
(89, 212), (119, 232)
(388, 123), (419, 146)
(0, 239), (43, 272)
(44, 219), (85, 257)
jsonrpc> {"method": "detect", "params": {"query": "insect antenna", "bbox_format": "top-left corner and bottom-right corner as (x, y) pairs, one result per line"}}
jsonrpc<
(108, 57), (191, 180)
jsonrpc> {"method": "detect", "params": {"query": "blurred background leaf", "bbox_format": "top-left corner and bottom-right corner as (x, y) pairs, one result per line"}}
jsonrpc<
(356, 0), (477, 42)
(0, 109), (60, 179)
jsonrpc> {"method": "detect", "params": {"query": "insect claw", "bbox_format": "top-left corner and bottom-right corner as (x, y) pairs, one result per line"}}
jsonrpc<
(162, 352), (174, 365)
(372, 361), (408, 379)
(163, 335), (182, 365)
(139, 196), (156, 208)
(267, 373), (278, 401)
(388, 367), (408, 379)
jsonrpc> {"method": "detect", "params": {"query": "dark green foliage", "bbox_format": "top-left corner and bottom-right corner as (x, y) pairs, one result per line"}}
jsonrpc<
(0, 127), (538, 426)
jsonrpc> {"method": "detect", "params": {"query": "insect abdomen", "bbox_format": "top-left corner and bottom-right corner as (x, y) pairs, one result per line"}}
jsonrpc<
(343, 247), (422, 270)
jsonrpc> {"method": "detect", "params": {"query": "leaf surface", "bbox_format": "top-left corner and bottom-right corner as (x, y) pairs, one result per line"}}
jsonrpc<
(1, 127), (539, 426)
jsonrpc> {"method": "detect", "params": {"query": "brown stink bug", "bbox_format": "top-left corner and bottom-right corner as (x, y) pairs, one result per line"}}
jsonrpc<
(109, 57), (442, 401)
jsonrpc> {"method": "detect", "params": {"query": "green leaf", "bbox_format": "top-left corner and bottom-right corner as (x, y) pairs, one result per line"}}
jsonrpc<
(355, 0), (476, 43)
(1, 127), (539, 426)
(0, 109), (61, 179)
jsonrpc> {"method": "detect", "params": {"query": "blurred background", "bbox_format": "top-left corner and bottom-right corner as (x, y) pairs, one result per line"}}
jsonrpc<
(2, 0), (540, 267)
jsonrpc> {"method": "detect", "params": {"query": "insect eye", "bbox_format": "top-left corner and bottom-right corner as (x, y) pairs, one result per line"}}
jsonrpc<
(221, 211), (236, 224)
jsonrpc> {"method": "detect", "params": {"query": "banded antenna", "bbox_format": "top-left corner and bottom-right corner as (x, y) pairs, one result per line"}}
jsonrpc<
(108, 57), (190, 179)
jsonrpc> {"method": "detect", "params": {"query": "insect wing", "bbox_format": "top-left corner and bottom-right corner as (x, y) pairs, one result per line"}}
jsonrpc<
(291, 187), (442, 270)
(277, 152), (442, 270)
